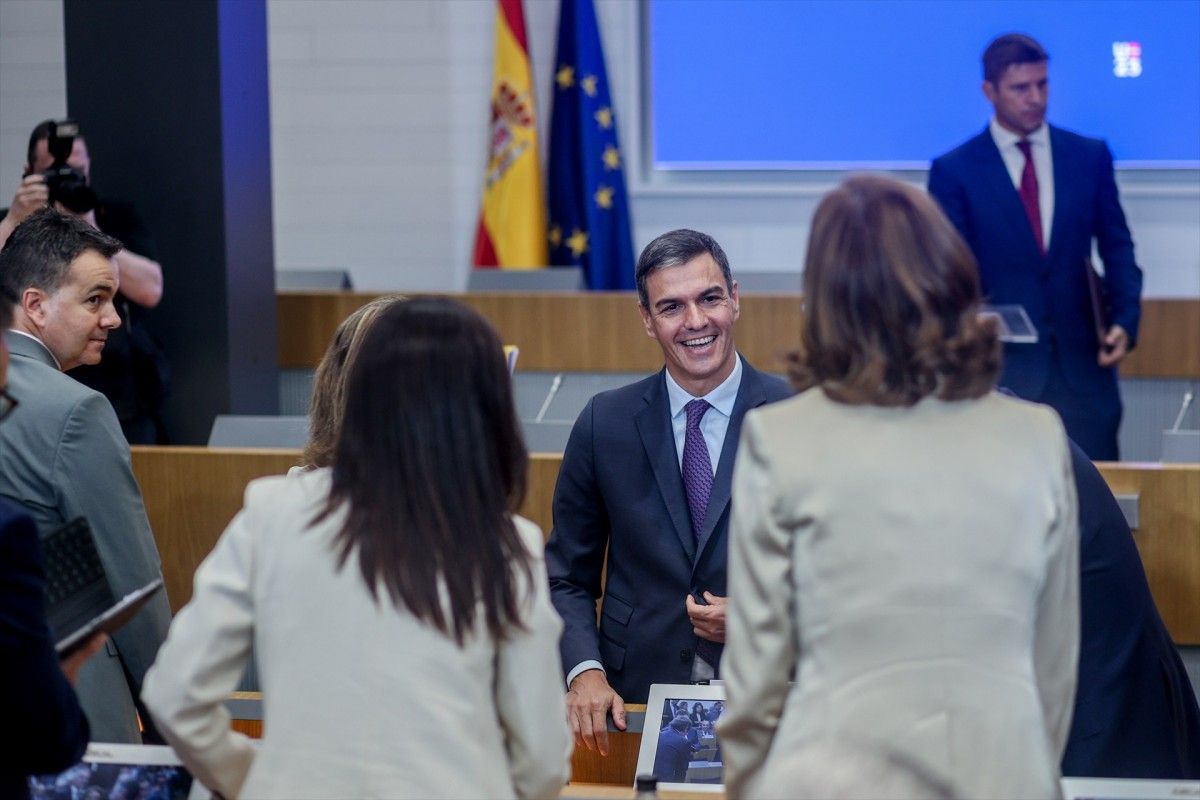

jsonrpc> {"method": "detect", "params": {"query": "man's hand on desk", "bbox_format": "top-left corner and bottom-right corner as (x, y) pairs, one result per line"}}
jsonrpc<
(566, 668), (626, 756)
(686, 591), (727, 643)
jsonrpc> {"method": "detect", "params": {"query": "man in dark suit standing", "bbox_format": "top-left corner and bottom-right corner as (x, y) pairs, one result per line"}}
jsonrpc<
(928, 33), (1143, 460)
(546, 229), (790, 755)
(653, 716), (696, 783)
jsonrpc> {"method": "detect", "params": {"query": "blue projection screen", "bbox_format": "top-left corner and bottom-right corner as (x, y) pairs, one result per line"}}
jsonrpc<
(648, 0), (1200, 169)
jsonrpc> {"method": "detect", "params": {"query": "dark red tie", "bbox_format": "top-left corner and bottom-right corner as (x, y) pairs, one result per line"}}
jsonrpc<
(1016, 140), (1044, 255)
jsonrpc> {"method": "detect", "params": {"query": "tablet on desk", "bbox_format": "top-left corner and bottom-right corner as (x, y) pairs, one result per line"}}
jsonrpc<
(1061, 777), (1200, 800)
(56, 578), (164, 659)
(29, 744), (209, 800)
(636, 683), (726, 794)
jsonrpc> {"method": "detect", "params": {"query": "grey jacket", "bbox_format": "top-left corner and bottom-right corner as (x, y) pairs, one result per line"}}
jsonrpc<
(0, 330), (170, 743)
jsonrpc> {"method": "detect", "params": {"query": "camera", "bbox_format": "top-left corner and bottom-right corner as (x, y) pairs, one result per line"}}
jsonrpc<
(41, 120), (96, 214)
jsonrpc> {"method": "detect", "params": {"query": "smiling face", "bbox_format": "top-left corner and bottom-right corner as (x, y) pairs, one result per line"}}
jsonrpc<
(26, 249), (120, 371)
(639, 252), (739, 396)
(984, 60), (1048, 137)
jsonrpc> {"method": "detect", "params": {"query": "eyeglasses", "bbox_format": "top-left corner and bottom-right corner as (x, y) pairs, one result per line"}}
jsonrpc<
(0, 388), (17, 422)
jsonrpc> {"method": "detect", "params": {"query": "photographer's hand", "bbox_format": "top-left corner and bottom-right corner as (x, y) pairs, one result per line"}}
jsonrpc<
(0, 174), (50, 247)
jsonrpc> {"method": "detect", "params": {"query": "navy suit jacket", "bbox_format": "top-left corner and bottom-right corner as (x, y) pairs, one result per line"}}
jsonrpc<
(0, 499), (89, 799)
(546, 359), (790, 703)
(928, 126), (1142, 401)
(1064, 441), (1200, 778)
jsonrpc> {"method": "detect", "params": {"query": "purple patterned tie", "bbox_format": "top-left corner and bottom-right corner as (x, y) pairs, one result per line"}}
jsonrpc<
(682, 399), (713, 541)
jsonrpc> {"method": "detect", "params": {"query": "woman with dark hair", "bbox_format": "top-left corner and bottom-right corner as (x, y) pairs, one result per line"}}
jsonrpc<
(719, 176), (1078, 800)
(142, 298), (572, 799)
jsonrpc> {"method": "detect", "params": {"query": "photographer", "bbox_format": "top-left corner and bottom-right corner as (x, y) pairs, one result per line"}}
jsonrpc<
(0, 120), (169, 443)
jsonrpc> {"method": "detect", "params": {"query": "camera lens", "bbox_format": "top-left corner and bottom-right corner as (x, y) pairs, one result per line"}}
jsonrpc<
(43, 167), (96, 214)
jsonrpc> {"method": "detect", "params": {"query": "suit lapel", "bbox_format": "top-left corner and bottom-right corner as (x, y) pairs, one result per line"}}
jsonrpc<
(694, 362), (764, 562)
(635, 371), (696, 561)
(972, 130), (1043, 262)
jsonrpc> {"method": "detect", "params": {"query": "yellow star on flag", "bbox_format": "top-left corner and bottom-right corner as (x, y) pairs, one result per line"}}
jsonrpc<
(566, 228), (589, 257)
(581, 75), (598, 97)
(548, 225), (562, 248)
(594, 106), (613, 129)
(556, 65), (575, 89)
(594, 185), (614, 209)
(602, 144), (621, 170)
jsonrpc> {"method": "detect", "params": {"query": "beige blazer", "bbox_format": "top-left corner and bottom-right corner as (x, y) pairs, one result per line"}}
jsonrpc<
(142, 468), (571, 799)
(719, 390), (1079, 800)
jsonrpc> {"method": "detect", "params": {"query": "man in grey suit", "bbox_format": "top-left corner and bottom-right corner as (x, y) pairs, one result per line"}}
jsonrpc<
(0, 208), (170, 743)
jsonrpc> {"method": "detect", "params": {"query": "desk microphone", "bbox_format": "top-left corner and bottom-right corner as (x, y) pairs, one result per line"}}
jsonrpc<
(1170, 390), (1195, 432)
(536, 372), (564, 423)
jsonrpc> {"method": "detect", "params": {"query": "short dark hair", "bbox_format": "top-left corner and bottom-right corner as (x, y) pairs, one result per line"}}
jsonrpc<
(26, 119), (58, 167)
(0, 284), (15, 329)
(0, 208), (121, 298)
(983, 33), (1048, 83)
(670, 715), (692, 732)
(317, 297), (533, 646)
(788, 175), (1000, 406)
(635, 228), (733, 308)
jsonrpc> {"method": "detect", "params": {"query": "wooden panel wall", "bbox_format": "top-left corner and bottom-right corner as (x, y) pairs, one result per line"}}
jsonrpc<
(134, 449), (1198, 644)
(131, 447), (559, 613)
(1096, 463), (1200, 643)
(278, 292), (1199, 378)
(277, 291), (794, 375)
(132, 447), (302, 612)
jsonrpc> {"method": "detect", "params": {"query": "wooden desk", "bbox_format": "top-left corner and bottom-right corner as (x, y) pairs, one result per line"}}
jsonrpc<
(131, 447), (559, 612)
(227, 690), (647, 786)
(133, 451), (1200, 637)
(1096, 462), (1200, 643)
(277, 292), (1200, 378)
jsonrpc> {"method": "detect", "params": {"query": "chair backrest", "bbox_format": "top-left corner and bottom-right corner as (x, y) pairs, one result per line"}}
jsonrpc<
(275, 269), (353, 290)
(467, 267), (586, 292)
(208, 415), (310, 449)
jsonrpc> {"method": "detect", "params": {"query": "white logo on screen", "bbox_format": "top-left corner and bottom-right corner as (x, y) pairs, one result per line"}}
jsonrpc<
(1113, 41), (1143, 78)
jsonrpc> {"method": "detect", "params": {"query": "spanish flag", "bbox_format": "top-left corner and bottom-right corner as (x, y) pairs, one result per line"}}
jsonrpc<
(472, 0), (547, 269)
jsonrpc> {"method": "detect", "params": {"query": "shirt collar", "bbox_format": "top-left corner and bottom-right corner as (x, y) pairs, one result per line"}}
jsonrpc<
(6, 328), (60, 369)
(989, 118), (1049, 151)
(664, 353), (743, 420)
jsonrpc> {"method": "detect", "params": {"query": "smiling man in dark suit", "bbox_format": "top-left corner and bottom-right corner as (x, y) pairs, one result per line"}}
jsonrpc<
(928, 33), (1143, 459)
(546, 229), (790, 755)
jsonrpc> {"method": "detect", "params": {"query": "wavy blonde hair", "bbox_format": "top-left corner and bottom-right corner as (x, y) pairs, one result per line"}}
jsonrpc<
(303, 295), (406, 468)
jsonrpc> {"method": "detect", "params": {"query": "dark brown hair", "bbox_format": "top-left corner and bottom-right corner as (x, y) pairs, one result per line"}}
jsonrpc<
(983, 33), (1048, 83)
(0, 284), (15, 329)
(788, 175), (1000, 405)
(635, 228), (733, 309)
(315, 297), (531, 645)
(303, 295), (406, 469)
(0, 208), (120, 298)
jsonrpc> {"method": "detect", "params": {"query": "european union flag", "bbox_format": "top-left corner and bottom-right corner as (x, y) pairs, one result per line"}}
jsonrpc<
(547, 0), (635, 290)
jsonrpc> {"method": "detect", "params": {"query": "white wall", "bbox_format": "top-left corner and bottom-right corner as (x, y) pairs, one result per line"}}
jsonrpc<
(2, 0), (1196, 297)
(0, 0), (67, 199)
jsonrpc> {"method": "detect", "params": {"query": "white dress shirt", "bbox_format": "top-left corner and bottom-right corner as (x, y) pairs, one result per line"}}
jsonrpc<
(990, 118), (1055, 249)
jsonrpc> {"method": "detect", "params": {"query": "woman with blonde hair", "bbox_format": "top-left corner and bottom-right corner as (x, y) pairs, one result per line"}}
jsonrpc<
(302, 294), (405, 469)
(719, 175), (1078, 799)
